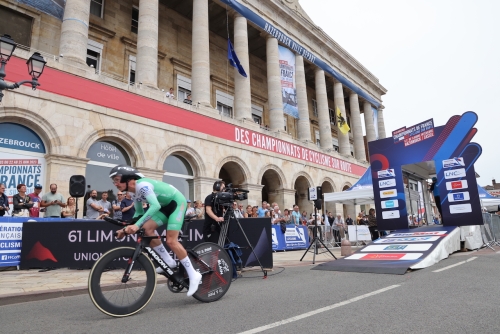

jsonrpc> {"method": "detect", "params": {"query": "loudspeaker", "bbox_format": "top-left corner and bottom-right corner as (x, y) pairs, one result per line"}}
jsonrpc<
(316, 186), (323, 199)
(69, 175), (86, 198)
(314, 199), (322, 210)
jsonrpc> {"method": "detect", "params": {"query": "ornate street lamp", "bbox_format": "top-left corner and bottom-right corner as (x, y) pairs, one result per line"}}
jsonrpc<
(0, 34), (46, 102)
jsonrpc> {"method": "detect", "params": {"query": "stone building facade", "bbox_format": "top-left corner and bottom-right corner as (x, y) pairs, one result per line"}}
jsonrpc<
(0, 0), (387, 218)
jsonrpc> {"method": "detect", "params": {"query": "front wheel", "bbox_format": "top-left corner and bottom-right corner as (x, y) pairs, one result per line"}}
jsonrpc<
(88, 247), (156, 317)
(189, 242), (233, 303)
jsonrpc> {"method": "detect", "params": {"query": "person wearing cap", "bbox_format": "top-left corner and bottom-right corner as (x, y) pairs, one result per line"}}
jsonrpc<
(28, 184), (43, 218)
(186, 199), (195, 217)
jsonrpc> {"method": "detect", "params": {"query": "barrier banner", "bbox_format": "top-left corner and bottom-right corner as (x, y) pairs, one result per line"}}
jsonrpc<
(20, 218), (273, 269)
(0, 222), (22, 267)
(271, 225), (309, 251)
(347, 225), (372, 242)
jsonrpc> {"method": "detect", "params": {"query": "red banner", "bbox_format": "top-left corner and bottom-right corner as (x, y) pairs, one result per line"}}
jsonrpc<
(7, 57), (366, 176)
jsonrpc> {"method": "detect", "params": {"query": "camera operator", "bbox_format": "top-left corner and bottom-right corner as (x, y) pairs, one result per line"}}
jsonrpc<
(203, 181), (226, 243)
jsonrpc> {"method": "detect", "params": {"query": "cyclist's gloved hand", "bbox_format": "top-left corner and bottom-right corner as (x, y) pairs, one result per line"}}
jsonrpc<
(125, 225), (139, 235)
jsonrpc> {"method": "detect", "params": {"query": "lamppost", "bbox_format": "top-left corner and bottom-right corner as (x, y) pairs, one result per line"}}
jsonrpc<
(0, 34), (46, 102)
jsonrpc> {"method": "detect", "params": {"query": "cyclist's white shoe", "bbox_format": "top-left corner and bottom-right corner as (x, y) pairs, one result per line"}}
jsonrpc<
(187, 271), (202, 297)
(156, 267), (164, 274)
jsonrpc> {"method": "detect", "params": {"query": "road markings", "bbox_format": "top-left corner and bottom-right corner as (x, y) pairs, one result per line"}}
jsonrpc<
(238, 285), (400, 334)
(432, 256), (477, 273)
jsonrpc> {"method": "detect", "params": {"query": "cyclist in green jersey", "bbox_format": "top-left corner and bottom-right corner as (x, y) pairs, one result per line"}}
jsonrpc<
(110, 165), (202, 297)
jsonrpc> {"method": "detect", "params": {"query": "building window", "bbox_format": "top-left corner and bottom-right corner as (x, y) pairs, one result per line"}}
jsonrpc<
(0, 6), (33, 47)
(90, 0), (104, 18)
(86, 50), (99, 71)
(177, 74), (191, 101)
(86, 40), (103, 73)
(84, 141), (131, 217)
(283, 116), (287, 132)
(217, 102), (233, 118)
(315, 130), (320, 147)
(216, 90), (234, 118)
(252, 104), (263, 124)
(329, 108), (336, 124)
(333, 145), (339, 152)
(163, 155), (194, 201)
(131, 7), (139, 34)
(128, 55), (136, 85)
(312, 99), (318, 117)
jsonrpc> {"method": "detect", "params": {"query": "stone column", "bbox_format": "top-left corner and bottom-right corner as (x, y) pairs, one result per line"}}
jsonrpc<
(59, 0), (91, 63)
(334, 81), (350, 155)
(315, 69), (332, 149)
(45, 155), (89, 218)
(136, 0), (159, 88)
(233, 14), (252, 120)
(240, 183), (265, 207)
(137, 167), (164, 181)
(274, 188), (297, 212)
(193, 176), (219, 203)
(191, 0), (212, 107)
(377, 108), (387, 139)
(295, 54), (311, 141)
(363, 101), (377, 143)
(349, 93), (366, 161)
(266, 36), (284, 131)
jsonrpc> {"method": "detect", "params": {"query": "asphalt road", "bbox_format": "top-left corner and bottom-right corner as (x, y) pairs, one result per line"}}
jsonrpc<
(1, 251), (499, 333)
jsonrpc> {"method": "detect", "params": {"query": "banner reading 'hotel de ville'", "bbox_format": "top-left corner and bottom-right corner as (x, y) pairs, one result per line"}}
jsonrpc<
(278, 46), (299, 119)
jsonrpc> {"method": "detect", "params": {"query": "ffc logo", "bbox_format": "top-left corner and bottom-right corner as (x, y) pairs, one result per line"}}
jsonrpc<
(377, 169), (395, 179)
(442, 157), (465, 168)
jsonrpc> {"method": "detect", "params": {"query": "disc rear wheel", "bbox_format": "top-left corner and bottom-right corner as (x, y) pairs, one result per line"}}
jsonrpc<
(189, 242), (232, 302)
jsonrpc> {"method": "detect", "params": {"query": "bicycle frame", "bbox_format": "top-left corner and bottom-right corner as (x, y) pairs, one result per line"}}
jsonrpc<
(120, 227), (213, 288)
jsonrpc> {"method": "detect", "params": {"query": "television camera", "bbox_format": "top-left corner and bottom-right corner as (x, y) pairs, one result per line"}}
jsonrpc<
(214, 183), (249, 206)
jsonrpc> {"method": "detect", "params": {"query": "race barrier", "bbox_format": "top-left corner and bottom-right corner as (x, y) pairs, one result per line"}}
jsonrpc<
(0, 217), (273, 269)
(271, 224), (309, 251)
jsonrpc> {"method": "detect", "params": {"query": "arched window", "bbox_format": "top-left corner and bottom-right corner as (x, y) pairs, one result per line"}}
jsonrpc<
(85, 141), (130, 204)
(163, 155), (194, 201)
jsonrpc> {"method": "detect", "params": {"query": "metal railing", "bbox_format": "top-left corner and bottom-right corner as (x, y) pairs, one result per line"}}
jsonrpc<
(480, 213), (500, 250)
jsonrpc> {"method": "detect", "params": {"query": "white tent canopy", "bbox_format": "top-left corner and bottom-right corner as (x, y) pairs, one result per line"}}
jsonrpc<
(324, 188), (375, 205)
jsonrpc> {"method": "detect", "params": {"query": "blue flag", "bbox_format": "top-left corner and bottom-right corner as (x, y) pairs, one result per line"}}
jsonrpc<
(227, 39), (247, 78)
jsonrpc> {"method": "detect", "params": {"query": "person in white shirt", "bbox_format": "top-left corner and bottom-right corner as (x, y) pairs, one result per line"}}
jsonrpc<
(333, 214), (345, 245)
(186, 200), (195, 216)
(232, 202), (244, 218)
(165, 87), (175, 99)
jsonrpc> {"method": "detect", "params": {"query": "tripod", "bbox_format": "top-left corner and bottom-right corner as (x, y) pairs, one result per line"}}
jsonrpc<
(218, 206), (267, 278)
(300, 205), (337, 264)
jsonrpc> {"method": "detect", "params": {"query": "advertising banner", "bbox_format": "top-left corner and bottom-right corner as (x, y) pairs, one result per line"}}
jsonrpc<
(271, 225), (309, 251)
(0, 154), (46, 214)
(0, 222), (22, 267)
(20, 218), (273, 269)
(278, 45), (298, 118)
(369, 112), (483, 229)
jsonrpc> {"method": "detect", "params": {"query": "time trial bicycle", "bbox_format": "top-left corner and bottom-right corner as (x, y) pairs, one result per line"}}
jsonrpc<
(88, 216), (233, 317)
